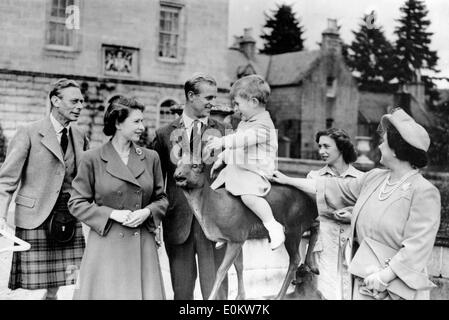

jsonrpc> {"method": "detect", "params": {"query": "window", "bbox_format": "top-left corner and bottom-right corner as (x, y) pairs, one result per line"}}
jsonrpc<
(158, 99), (178, 127)
(46, 0), (78, 49)
(326, 76), (337, 98)
(159, 5), (181, 59)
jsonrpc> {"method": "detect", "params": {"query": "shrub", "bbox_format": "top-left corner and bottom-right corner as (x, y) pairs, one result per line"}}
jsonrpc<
(0, 124), (7, 164)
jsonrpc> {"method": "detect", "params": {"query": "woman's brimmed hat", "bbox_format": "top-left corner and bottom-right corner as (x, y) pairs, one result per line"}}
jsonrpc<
(380, 108), (430, 152)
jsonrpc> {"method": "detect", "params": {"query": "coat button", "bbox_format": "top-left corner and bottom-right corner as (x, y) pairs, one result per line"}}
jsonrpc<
(134, 232), (139, 236)
(135, 204), (140, 208)
(119, 232), (124, 238)
(136, 190), (141, 195)
(118, 191), (122, 196)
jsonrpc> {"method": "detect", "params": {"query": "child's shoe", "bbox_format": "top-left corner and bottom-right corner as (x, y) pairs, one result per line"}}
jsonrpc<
(264, 220), (285, 250)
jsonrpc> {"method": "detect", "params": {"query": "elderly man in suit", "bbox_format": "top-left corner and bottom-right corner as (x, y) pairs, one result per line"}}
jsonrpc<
(0, 78), (88, 300)
(151, 73), (229, 300)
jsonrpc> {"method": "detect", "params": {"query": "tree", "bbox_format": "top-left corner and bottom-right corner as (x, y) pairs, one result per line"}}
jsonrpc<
(345, 11), (396, 92)
(260, 4), (305, 55)
(394, 0), (439, 83)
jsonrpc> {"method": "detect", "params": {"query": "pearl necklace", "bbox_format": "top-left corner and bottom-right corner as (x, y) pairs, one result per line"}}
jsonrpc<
(378, 170), (418, 201)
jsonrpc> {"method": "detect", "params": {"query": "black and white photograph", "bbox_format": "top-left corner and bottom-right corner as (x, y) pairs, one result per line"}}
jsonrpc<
(0, 0), (448, 309)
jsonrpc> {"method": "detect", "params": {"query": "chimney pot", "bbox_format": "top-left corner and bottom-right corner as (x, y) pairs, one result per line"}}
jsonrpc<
(328, 18), (338, 30)
(321, 18), (341, 54)
(239, 28), (256, 61)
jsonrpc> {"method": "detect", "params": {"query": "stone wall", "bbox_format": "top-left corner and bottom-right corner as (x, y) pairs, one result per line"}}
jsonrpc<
(0, 0), (231, 86)
(0, 72), (49, 141)
(0, 70), (230, 147)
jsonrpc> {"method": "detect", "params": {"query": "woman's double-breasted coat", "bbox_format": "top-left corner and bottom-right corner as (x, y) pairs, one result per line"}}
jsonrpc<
(68, 141), (168, 300)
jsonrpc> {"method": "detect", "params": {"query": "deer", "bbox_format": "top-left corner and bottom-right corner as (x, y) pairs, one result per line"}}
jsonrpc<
(173, 159), (320, 300)
(284, 264), (325, 300)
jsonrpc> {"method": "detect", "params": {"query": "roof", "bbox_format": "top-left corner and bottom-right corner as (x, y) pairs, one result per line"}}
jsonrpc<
(227, 48), (321, 86)
(266, 50), (321, 86)
(358, 91), (393, 124)
(226, 49), (271, 82)
(358, 91), (433, 127)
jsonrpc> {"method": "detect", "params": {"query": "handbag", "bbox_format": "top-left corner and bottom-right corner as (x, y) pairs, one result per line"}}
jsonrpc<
(46, 210), (77, 244)
(348, 237), (420, 300)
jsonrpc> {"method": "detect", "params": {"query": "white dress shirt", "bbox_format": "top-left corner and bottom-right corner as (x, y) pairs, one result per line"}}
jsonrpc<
(181, 113), (208, 141)
(50, 113), (70, 144)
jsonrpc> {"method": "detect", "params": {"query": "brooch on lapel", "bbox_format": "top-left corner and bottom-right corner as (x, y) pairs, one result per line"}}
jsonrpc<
(135, 147), (143, 155)
(401, 183), (411, 191)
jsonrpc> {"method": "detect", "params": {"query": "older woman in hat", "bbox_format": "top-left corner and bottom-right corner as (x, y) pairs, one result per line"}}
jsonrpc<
(271, 108), (440, 300)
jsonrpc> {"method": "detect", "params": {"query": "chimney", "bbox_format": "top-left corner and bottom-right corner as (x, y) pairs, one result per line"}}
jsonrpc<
(321, 19), (342, 54)
(239, 28), (256, 61)
(395, 81), (426, 116)
(407, 82), (425, 108)
(230, 35), (242, 50)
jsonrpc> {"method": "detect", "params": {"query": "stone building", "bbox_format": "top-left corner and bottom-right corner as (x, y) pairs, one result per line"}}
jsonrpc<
(228, 20), (360, 159)
(357, 82), (434, 163)
(0, 0), (231, 147)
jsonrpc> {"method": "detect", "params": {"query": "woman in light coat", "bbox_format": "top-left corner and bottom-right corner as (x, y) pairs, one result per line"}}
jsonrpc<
(69, 96), (168, 299)
(272, 108), (440, 300)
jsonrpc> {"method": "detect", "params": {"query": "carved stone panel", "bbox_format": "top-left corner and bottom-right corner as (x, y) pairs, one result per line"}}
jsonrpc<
(102, 45), (139, 77)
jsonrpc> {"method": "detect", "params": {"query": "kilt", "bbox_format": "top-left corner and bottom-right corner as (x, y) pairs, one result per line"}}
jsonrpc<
(8, 193), (85, 290)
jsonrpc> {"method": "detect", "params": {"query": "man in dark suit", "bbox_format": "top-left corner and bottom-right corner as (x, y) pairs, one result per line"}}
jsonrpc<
(151, 73), (229, 300)
(0, 78), (88, 299)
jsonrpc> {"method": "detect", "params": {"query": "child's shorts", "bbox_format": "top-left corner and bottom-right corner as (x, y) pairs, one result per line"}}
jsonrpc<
(210, 165), (271, 197)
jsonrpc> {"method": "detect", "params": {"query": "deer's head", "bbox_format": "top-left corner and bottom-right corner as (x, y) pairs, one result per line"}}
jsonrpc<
(174, 159), (207, 189)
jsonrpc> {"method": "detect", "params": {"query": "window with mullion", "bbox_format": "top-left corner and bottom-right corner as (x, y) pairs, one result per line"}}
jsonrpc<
(158, 6), (180, 59)
(47, 0), (76, 48)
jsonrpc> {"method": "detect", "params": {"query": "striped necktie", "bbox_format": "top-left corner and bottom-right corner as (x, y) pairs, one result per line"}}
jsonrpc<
(190, 120), (202, 164)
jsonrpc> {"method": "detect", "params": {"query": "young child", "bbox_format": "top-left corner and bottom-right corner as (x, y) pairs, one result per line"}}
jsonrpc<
(206, 75), (284, 250)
